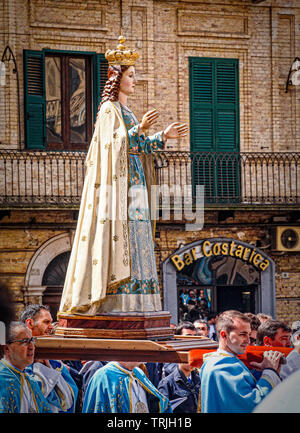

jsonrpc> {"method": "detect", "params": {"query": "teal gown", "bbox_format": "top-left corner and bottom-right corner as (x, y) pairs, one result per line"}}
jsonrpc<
(102, 103), (164, 312)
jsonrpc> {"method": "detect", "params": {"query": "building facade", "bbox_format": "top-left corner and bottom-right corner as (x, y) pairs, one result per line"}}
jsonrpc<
(1, 0), (300, 324)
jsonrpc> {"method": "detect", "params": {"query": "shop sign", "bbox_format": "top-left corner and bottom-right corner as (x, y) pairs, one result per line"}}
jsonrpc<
(171, 240), (270, 273)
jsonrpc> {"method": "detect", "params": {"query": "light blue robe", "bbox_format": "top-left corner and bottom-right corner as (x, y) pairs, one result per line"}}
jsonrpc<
(25, 360), (78, 413)
(0, 360), (52, 413)
(82, 361), (172, 413)
(199, 349), (282, 413)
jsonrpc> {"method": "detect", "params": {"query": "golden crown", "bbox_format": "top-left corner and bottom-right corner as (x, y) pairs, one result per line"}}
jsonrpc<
(105, 34), (140, 66)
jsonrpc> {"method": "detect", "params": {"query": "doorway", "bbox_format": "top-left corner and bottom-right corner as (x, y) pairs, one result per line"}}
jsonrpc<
(42, 251), (70, 320)
(217, 284), (257, 313)
(162, 238), (276, 324)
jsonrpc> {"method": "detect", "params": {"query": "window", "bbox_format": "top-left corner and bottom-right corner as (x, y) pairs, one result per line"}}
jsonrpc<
(189, 57), (240, 203)
(45, 55), (92, 150)
(24, 49), (108, 150)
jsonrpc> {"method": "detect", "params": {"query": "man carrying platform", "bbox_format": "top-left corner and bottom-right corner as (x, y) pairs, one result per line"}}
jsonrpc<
(199, 310), (283, 413)
(82, 361), (172, 413)
(256, 319), (300, 380)
(21, 304), (78, 413)
(0, 321), (52, 413)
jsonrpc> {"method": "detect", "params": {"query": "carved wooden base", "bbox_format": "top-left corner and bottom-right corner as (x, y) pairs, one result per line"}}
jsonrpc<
(56, 311), (174, 340)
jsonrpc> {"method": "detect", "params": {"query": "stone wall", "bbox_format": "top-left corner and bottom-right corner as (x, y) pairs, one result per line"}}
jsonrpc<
(0, 207), (299, 324)
(0, 210), (75, 317)
(1, 0), (299, 151)
(155, 208), (300, 325)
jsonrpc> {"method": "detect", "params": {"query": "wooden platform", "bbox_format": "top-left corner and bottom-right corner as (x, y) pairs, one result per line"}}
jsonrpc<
(56, 311), (174, 340)
(35, 335), (218, 363)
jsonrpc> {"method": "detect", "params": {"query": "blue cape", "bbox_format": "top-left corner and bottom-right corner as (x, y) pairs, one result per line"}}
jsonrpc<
(25, 359), (78, 413)
(83, 362), (172, 413)
(200, 350), (280, 413)
(0, 360), (52, 413)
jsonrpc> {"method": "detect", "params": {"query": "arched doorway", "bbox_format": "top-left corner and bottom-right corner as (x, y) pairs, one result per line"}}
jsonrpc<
(42, 251), (71, 320)
(162, 238), (275, 324)
(24, 233), (72, 320)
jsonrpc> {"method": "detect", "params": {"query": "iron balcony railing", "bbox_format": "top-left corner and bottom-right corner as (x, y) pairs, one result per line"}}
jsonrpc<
(0, 150), (85, 207)
(154, 151), (300, 206)
(0, 150), (299, 207)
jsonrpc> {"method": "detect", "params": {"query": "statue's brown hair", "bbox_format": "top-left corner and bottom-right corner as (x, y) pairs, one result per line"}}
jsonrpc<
(99, 65), (130, 107)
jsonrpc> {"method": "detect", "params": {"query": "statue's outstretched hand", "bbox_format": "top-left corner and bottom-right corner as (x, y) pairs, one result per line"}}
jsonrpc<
(164, 122), (188, 140)
(140, 109), (159, 132)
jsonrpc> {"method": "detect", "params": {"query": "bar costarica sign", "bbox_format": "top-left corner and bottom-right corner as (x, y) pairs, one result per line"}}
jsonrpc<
(171, 239), (270, 273)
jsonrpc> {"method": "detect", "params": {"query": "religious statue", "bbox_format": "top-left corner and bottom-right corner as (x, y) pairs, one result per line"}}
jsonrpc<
(58, 35), (187, 318)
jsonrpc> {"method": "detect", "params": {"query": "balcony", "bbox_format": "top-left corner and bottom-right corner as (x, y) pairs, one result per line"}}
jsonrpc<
(155, 151), (300, 209)
(0, 150), (299, 209)
(0, 150), (85, 208)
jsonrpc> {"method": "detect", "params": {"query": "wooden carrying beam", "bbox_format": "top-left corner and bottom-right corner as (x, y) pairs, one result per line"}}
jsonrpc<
(34, 336), (218, 364)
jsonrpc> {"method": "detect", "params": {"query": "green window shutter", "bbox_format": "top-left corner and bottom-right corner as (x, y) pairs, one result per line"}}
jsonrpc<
(189, 59), (213, 151)
(215, 59), (240, 200)
(93, 54), (109, 123)
(24, 50), (46, 149)
(189, 57), (240, 203)
(215, 59), (239, 152)
(189, 59), (215, 200)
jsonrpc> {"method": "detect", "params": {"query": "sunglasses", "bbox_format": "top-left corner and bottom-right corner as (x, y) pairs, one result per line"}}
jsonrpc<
(7, 337), (37, 346)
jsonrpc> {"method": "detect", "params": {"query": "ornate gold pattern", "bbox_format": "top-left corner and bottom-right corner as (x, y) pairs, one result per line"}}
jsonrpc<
(122, 221), (129, 267)
(119, 139), (127, 177)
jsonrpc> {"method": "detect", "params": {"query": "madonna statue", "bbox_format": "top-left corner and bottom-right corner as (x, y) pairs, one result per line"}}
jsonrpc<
(58, 35), (187, 317)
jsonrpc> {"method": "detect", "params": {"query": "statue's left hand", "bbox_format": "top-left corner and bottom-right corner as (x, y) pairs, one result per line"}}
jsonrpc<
(140, 109), (159, 132)
(164, 122), (188, 140)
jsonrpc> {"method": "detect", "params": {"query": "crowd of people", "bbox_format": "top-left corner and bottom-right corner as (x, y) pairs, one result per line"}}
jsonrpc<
(179, 288), (211, 323)
(0, 298), (300, 413)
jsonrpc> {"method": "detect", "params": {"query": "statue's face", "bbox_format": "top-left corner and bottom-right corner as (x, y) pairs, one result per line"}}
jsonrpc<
(119, 66), (137, 97)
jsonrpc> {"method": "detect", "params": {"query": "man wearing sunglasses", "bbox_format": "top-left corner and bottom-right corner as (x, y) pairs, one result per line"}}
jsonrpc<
(0, 321), (52, 413)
